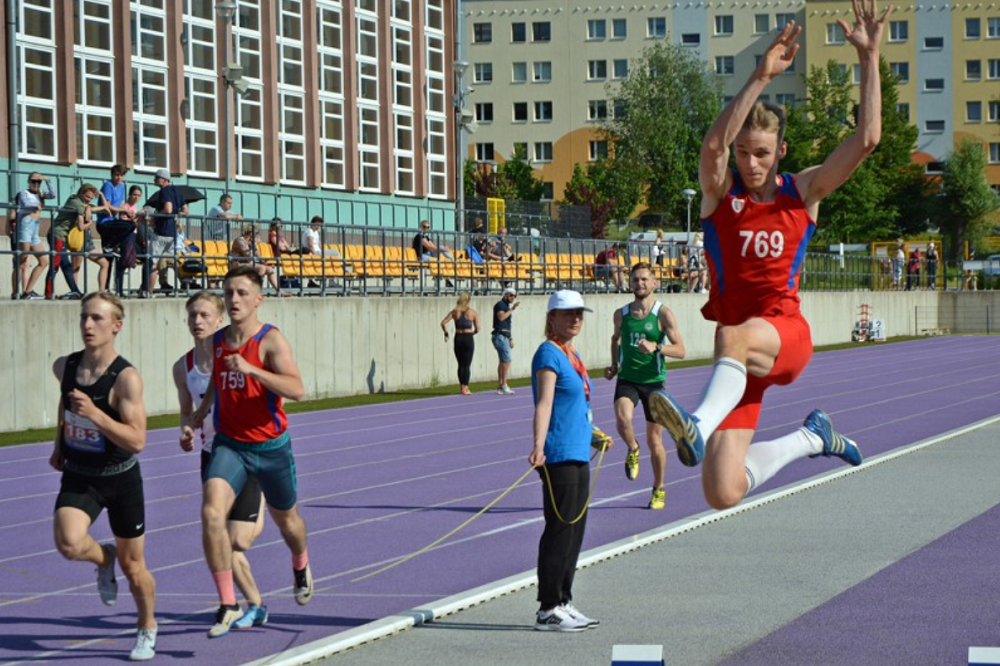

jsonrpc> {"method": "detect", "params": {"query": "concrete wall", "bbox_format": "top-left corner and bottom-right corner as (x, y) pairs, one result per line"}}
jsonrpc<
(4, 290), (996, 432)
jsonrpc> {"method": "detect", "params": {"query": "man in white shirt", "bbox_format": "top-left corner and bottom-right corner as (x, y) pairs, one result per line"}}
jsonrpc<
(301, 216), (324, 256)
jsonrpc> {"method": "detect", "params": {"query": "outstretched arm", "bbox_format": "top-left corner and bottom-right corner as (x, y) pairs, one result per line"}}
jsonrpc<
(798, 0), (893, 207)
(699, 22), (802, 211)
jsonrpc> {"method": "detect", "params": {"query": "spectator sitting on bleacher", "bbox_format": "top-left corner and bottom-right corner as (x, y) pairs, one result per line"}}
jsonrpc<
(594, 243), (625, 292)
(205, 194), (240, 241)
(413, 219), (454, 261)
(301, 216), (324, 256)
(231, 223), (280, 293)
(488, 226), (516, 262)
(269, 218), (304, 256)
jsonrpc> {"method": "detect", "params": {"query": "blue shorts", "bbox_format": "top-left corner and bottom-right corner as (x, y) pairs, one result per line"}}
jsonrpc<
(492, 333), (512, 363)
(594, 264), (615, 278)
(16, 217), (41, 246)
(206, 432), (298, 511)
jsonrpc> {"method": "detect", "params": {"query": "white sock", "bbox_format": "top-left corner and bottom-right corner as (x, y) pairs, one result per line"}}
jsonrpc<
(744, 427), (822, 493)
(692, 357), (747, 441)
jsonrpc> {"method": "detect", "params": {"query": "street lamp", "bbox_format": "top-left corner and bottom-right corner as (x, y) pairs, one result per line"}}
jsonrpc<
(215, 2), (237, 199)
(682, 188), (697, 247)
(453, 59), (472, 232)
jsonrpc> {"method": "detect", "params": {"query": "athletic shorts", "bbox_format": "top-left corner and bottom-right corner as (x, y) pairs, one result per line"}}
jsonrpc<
(492, 333), (512, 363)
(718, 313), (813, 431)
(614, 379), (664, 422)
(201, 450), (263, 523)
(206, 433), (298, 511)
(55, 463), (146, 539)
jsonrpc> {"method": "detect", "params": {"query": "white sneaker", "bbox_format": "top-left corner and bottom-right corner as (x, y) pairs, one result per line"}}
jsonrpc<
(96, 543), (118, 606)
(534, 606), (588, 632)
(208, 604), (243, 638)
(501, 385), (515, 395)
(561, 602), (600, 627)
(129, 626), (156, 661)
(294, 564), (314, 605)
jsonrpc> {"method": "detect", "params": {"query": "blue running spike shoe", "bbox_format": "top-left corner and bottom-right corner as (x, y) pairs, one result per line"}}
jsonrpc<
(648, 390), (704, 467)
(804, 409), (862, 466)
(232, 604), (269, 629)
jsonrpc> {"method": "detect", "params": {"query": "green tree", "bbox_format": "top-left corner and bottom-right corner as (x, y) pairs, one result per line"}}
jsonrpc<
(600, 42), (722, 223)
(935, 139), (1000, 260)
(463, 146), (544, 202)
(559, 160), (643, 238)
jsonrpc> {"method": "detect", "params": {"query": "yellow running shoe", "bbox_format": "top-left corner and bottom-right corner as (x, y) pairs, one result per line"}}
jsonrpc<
(648, 488), (666, 510)
(624, 448), (640, 481)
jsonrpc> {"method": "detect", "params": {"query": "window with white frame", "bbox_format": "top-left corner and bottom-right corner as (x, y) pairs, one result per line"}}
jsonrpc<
(473, 22), (491, 43)
(990, 100), (1000, 122)
(776, 13), (794, 29)
(588, 100), (608, 121)
(277, 0), (307, 184)
(852, 63), (862, 84)
(989, 17), (1000, 38)
(233, 0), (264, 180)
(131, 0), (168, 169)
(317, 0), (346, 188)
(989, 59), (1000, 79)
(533, 141), (553, 162)
(925, 120), (945, 132)
(889, 20), (908, 42)
(754, 14), (769, 33)
(475, 102), (493, 123)
(924, 36), (944, 49)
(475, 143), (494, 162)
(474, 62), (493, 83)
(714, 15), (733, 36)
(990, 143), (1000, 163)
(511, 22), (526, 42)
(425, 0), (447, 197)
(967, 60), (982, 80)
(613, 59), (628, 79)
(513, 102), (528, 122)
(925, 78), (945, 91)
(391, 0), (414, 194)
(613, 99), (626, 118)
(533, 61), (552, 82)
(826, 23), (845, 44)
(355, 0), (381, 191)
(612, 18), (626, 39)
(17, 0), (58, 160)
(541, 182), (553, 200)
(775, 93), (795, 107)
(967, 101), (982, 122)
(512, 62), (527, 83)
(75, 0), (116, 165)
(647, 17), (666, 38)
(587, 19), (606, 40)
(589, 140), (608, 161)
(715, 56), (734, 75)
(534, 101), (552, 122)
(532, 22), (551, 42)
(890, 62), (909, 83)
(587, 60), (607, 80)
(182, 1), (218, 177)
(966, 17), (981, 38)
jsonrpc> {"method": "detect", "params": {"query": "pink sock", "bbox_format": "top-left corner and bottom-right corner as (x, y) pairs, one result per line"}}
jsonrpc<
(292, 550), (309, 571)
(212, 570), (237, 606)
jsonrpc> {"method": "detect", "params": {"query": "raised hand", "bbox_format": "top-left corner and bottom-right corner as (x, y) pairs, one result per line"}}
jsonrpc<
(755, 21), (802, 81)
(838, 0), (893, 53)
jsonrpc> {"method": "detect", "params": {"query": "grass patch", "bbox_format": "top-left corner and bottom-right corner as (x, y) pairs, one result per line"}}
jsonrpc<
(0, 335), (926, 448)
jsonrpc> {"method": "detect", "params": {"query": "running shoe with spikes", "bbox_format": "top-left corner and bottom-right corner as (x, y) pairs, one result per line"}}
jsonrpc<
(648, 390), (704, 467)
(96, 543), (118, 606)
(804, 409), (862, 466)
(294, 564), (314, 606)
(208, 604), (243, 638)
(232, 603), (269, 629)
(624, 448), (640, 481)
(648, 487), (666, 511)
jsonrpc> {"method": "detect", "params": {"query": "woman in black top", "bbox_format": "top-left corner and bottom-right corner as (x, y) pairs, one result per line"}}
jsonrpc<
(441, 291), (480, 394)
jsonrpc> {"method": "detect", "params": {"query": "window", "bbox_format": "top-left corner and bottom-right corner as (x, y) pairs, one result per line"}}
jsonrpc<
(317, 0), (346, 188)
(589, 140), (608, 161)
(533, 61), (551, 82)
(278, 0), (307, 185)
(989, 17), (1000, 38)
(587, 60), (607, 80)
(475, 102), (493, 123)
(896, 103), (910, 121)
(533, 141), (553, 162)
(587, 19), (606, 40)
(17, 0), (58, 160)
(613, 99), (626, 118)
(532, 21), (550, 42)
(474, 62), (493, 83)
(613, 59), (628, 79)
(588, 99), (608, 120)
(967, 101), (982, 122)
(925, 120), (945, 132)
(183, 0), (218, 176)
(541, 182), (554, 200)
(754, 14), (769, 33)
(967, 60), (982, 80)
(512, 62), (527, 83)
(425, 0), (448, 197)
(473, 22), (491, 43)
(681, 33), (700, 46)
(714, 15), (733, 36)
(512, 102), (527, 122)
(925, 161), (944, 174)
(511, 22), (525, 42)
(826, 23), (845, 44)
(715, 56), (734, 75)
(925, 78), (944, 91)
(966, 17), (980, 38)
(356, 1), (380, 190)
(534, 101), (552, 122)
(612, 18), (627, 39)
(475, 143), (494, 162)
(132, 1), (168, 170)
(234, 0), (265, 180)
(75, 0), (116, 165)
(775, 93), (796, 108)
(989, 59), (1000, 79)
(647, 17), (666, 38)
(776, 13), (794, 29)
(889, 20), (908, 42)
(924, 36), (944, 49)
(852, 64), (862, 85)
(990, 143), (1000, 164)
(989, 100), (1000, 122)
(890, 62), (909, 83)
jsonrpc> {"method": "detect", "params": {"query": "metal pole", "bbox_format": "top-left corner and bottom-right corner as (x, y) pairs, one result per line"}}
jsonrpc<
(454, 0), (466, 233)
(7, 0), (20, 199)
(685, 200), (691, 247)
(223, 16), (231, 199)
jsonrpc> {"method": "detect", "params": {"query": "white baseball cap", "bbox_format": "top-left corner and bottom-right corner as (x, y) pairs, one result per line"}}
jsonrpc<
(502, 287), (517, 297)
(154, 168), (170, 181)
(547, 290), (593, 313)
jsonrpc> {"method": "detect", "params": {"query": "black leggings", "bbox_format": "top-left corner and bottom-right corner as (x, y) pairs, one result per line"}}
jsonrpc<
(536, 461), (589, 608)
(453, 332), (475, 385)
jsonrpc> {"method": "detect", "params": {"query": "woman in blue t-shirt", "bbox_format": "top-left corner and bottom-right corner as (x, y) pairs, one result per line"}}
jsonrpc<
(529, 290), (601, 633)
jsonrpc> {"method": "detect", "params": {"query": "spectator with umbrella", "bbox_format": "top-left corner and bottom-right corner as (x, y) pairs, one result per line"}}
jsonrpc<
(143, 170), (203, 296)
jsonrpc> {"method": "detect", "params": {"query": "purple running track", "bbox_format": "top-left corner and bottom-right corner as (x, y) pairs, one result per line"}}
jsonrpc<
(0, 336), (998, 664)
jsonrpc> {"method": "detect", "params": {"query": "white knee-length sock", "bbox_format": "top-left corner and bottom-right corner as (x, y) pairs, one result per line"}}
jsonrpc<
(744, 427), (823, 493)
(692, 357), (747, 441)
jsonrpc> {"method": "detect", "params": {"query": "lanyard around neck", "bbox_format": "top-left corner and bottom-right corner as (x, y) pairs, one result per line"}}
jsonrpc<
(548, 338), (590, 403)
